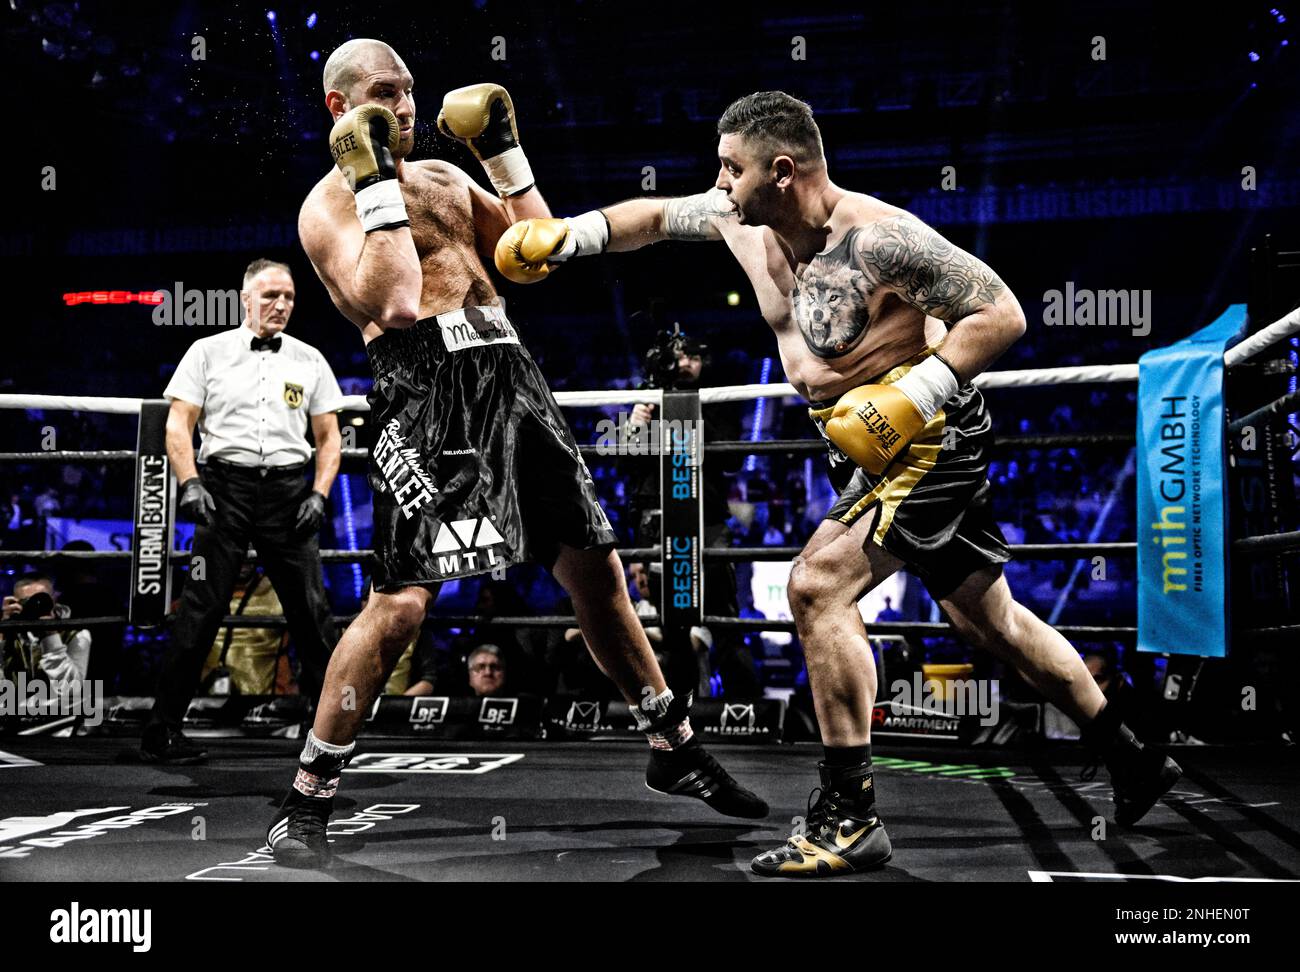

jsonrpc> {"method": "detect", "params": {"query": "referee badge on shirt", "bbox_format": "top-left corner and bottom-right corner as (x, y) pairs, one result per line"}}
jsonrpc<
(283, 382), (304, 409)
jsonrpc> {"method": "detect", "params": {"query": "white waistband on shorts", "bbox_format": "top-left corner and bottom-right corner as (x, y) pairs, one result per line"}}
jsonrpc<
(433, 304), (520, 352)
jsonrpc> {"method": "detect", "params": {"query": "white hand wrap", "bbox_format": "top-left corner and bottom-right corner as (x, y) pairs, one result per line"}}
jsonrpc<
(482, 146), (535, 197)
(552, 210), (610, 261)
(354, 180), (409, 233)
(890, 355), (960, 423)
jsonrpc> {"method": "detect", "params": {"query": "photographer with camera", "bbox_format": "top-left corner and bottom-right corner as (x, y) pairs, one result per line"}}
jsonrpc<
(620, 321), (760, 700)
(1, 572), (92, 698)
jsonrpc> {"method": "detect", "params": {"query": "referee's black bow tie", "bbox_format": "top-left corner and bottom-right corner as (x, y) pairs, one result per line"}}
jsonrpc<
(251, 335), (282, 352)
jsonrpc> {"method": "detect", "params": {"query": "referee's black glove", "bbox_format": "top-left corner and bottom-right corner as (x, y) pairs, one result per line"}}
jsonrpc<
(296, 491), (327, 536)
(178, 477), (216, 527)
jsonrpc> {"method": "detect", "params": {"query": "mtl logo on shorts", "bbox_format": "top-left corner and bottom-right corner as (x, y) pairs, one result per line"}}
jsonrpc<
(283, 382), (304, 409)
(432, 517), (506, 575)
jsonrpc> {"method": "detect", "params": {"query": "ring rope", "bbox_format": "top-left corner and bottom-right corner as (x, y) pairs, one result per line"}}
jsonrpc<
(8, 534), (1297, 565)
(2, 305), (1296, 417)
(26, 615), (1300, 642)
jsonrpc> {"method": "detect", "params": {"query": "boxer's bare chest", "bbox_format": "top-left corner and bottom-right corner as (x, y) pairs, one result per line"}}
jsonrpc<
(316, 167), (496, 324)
(400, 169), (497, 309)
(725, 221), (928, 398)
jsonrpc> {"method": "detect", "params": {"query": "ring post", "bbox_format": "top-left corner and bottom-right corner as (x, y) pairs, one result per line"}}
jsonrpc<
(129, 399), (173, 626)
(659, 389), (704, 634)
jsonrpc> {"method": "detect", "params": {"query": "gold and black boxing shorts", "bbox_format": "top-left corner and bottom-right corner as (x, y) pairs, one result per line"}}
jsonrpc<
(808, 347), (1011, 599)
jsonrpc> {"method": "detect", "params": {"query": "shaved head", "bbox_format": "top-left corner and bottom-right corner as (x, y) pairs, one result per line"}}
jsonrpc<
(323, 38), (404, 99)
(321, 38), (416, 157)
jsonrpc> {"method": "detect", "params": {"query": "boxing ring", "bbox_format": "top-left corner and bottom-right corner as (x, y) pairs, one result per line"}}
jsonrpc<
(1, 304), (1298, 881)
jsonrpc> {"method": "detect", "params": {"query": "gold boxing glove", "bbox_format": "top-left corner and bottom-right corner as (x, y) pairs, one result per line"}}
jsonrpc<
(494, 218), (570, 284)
(438, 83), (534, 196)
(813, 356), (960, 476)
(329, 104), (400, 190)
(328, 104), (408, 232)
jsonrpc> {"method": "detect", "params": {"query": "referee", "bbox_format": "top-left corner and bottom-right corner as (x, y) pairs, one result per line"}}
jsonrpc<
(141, 258), (345, 763)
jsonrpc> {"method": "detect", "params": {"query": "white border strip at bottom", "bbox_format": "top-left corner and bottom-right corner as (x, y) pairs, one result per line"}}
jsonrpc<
(1029, 871), (1300, 883)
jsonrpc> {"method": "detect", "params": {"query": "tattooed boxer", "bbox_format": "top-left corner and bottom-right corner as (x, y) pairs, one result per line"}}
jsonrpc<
(498, 90), (1181, 877)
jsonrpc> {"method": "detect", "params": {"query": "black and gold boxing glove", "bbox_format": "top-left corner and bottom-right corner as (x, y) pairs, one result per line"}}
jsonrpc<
(437, 83), (534, 196)
(329, 104), (408, 232)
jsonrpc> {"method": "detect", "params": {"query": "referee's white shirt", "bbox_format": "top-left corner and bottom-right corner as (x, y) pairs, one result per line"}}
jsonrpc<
(164, 324), (346, 468)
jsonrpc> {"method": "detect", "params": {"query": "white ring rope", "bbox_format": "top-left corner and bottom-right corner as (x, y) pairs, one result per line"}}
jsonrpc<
(2, 306), (1295, 414)
(1225, 305), (1300, 367)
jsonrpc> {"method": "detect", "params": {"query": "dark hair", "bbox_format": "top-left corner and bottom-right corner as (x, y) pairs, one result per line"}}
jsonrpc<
(717, 91), (824, 165)
(243, 258), (292, 289)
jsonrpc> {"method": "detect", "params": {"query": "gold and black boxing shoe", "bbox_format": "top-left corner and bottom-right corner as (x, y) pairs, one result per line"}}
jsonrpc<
(751, 761), (892, 877)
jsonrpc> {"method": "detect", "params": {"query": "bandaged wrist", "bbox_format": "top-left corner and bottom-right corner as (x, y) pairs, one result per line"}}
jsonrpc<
(482, 145), (535, 197)
(891, 355), (960, 422)
(552, 210), (610, 261)
(354, 179), (409, 233)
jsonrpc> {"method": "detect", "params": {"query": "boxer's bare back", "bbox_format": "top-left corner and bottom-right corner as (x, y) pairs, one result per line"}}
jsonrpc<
(665, 189), (1006, 401)
(299, 160), (509, 344)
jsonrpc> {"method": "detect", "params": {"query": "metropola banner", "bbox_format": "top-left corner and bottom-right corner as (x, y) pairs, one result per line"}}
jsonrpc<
(1136, 304), (1246, 657)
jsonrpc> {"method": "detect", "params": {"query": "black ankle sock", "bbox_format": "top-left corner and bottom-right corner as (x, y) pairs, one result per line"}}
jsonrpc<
(824, 744), (871, 768)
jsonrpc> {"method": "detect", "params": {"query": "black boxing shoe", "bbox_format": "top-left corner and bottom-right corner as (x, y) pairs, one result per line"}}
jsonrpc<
(645, 739), (769, 819)
(1079, 691), (1182, 827)
(266, 758), (341, 868)
(751, 762), (892, 877)
(1107, 747), (1183, 827)
(139, 725), (207, 765)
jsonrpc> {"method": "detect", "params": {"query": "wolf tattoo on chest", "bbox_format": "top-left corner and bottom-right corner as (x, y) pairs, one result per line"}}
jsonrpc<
(791, 228), (874, 359)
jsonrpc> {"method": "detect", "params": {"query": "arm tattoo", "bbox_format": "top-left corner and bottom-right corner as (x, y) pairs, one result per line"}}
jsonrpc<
(854, 215), (1006, 321)
(662, 188), (735, 241)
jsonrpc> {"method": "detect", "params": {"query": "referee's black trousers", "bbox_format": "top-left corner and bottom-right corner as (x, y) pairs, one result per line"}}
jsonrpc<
(148, 461), (338, 731)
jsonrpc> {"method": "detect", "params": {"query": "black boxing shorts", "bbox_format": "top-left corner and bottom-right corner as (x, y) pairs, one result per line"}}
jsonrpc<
(365, 304), (617, 591)
(809, 347), (1011, 600)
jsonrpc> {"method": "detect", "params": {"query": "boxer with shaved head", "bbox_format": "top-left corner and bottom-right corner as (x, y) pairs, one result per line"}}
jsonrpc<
(265, 41), (767, 869)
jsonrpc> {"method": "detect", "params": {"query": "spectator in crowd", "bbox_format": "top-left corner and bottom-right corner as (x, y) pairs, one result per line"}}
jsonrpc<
(2, 490), (40, 551)
(200, 564), (289, 696)
(466, 644), (508, 698)
(874, 596), (903, 624)
(1, 572), (91, 700)
(456, 580), (549, 695)
(1083, 650), (1116, 694)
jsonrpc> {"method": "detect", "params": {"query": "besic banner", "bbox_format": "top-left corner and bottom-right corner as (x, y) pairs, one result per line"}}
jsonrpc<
(659, 390), (704, 630)
(1136, 305), (1245, 657)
